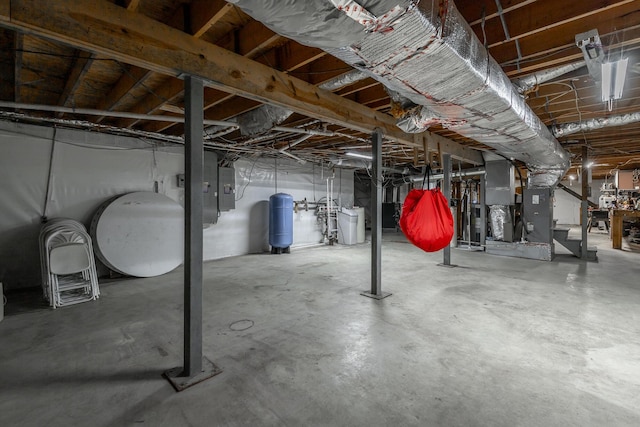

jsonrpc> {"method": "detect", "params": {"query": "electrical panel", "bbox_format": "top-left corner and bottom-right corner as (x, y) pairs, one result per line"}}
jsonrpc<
(218, 167), (235, 212)
(203, 151), (219, 224)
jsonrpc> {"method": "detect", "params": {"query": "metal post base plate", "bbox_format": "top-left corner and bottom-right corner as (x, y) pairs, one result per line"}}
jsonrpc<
(437, 263), (458, 268)
(163, 356), (222, 392)
(360, 291), (392, 300)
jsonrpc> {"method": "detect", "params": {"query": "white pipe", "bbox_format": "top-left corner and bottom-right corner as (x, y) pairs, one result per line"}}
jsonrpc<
(410, 167), (486, 182)
(279, 149), (307, 164)
(272, 126), (334, 137)
(0, 111), (268, 156)
(204, 126), (240, 139)
(0, 102), (342, 145)
(280, 134), (312, 152)
(0, 101), (235, 127)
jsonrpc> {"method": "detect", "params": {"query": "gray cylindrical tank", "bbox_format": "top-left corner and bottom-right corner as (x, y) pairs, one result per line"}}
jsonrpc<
(269, 193), (293, 254)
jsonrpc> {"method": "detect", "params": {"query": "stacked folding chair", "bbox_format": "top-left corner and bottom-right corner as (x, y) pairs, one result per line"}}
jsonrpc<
(39, 219), (100, 308)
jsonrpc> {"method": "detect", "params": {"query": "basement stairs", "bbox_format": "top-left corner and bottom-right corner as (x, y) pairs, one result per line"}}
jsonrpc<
(553, 184), (598, 260)
(552, 227), (598, 261)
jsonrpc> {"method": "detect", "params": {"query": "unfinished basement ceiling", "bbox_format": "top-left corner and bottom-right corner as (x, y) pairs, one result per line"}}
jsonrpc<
(0, 0), (639, 179)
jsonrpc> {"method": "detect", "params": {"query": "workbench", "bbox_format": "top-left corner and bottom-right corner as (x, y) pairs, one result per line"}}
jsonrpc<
(611, 210), (640, 249)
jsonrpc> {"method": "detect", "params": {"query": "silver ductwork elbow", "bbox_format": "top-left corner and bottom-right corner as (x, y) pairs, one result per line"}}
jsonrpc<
(237, 70), (368, 136)
(229, 0), (570, 187)
(512, 61), (586, 95)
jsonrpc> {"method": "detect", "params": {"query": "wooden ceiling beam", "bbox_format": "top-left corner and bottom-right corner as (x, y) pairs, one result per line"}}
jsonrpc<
(0, 29), (15, 101)
(95, 66), (153, 114)
(493, 3), (640, 73)
(142, 23), (286, 134)
(132, 10), (284, 132)
(56, 51), (93, 115)
(123, 0), (140, 12)
(190, 0), (234, 39)
(93, 0), (148, 122)
(473, 0), (637, 48)
(109, 77), (184, 126)
(465, 0), (536, 26)
(0, 0), (482, 164)
(116, 6), (245, 129)
(150, 43), (344, 135)
(235, 20), (284, 59)
(13, 31), (22, 103)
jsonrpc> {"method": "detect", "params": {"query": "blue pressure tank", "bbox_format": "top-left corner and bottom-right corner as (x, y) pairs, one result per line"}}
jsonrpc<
(269, 193), (293, 254)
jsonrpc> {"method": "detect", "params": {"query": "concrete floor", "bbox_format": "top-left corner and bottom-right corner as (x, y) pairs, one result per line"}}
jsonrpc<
(1, 228), (639, 426)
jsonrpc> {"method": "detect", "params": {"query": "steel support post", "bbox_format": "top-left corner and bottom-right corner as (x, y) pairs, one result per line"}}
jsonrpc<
(439, 153), (457, 267)
(480, 173), (487, 247)
(164, 76), (221, 391)
(361, 129), (391, 299)
(581, 145), (589, 259)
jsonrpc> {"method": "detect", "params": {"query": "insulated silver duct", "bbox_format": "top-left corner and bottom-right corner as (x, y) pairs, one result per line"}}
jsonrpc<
(512, 61), (586, 95)
(552, 112), (640, 138)
(229, 0), (570, 187)
(236, 70), (368, 136)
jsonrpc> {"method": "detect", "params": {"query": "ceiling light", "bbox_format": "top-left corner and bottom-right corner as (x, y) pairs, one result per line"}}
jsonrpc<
(601, 58), (628, 111)
(346, 152), (372, 160)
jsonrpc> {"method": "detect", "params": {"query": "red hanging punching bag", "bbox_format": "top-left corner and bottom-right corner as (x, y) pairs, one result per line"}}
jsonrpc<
(400, 187), (454, 253)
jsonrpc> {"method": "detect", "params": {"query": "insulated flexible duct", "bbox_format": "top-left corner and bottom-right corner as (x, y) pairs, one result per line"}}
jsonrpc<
(552, 112), (640, 138)
(229, 0), (570, 187)
(236, 70), (368, 136)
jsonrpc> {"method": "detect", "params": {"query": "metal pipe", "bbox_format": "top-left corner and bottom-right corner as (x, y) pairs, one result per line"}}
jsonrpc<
(552, 112), (640, 138)
(581, 146), (589, 259)
(512, 61), (586, 94)
(411, 167), (486, 182)
(371, 129), (383, 296)
(480, 174), (487, 247)
(280, 134), (312, 152)
(0, 101), (235, 127)
(271, 126), (334, 137)
(0, 111), (283, 157)
(279, 149), (307, 164)
(442, 153), (452, 265)
(204, 126), (240, 139)
(278, 134), (311, 164)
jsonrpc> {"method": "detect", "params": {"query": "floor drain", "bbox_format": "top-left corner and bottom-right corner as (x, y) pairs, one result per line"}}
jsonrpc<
(229, 319), (254, 331)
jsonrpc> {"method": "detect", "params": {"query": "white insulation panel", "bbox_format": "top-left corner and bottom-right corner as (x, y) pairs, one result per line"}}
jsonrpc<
(0, 121), (355, 290)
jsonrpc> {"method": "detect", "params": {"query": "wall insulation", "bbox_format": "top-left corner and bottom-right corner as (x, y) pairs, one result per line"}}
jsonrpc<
(0, 121), (354, 290)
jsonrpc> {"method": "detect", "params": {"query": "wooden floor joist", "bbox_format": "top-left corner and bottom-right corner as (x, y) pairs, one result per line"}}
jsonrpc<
(0, 0), (482, 165)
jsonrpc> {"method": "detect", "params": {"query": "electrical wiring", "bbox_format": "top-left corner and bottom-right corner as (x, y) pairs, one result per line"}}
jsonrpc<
(234, 155), (261, 202)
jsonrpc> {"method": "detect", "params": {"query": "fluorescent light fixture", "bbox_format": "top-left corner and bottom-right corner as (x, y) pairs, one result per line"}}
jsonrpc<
(601, 58), (628, 111)
(346, 152), (372, 160)
(614, 58), (628, 98)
